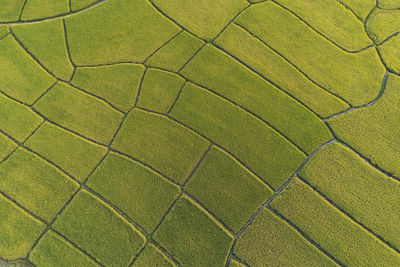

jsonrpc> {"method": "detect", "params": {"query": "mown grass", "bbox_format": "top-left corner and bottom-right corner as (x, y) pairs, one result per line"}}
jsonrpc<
(137, 68), (185, 114)
(30, 230), (98, 267)
(235, 208), (336, 266)
(300, 142), (400, 250)
(185, 146), (272, 232)
(153, 196), (234, 266)
(87, 152), (180, 233)
(71, 64), (145, 112)
(52, 190), (145, 266)
(13, 19), (74, 81)
(170, 82), (306, 189)
(0, 148), (78, 222)
(270, 178), (400, 266)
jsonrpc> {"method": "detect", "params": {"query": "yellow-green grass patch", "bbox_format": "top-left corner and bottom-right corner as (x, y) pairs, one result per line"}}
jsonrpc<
(0, 26), (9, 38)
(0, 133), (17, 162)
(275, 0), (371, 51)
(185, 146), (272, 232)
(378, 34), (400, 74)
(328, 74), (400, 178)
(29, 230), (99, 267)
(133, 244), (175, 267)
(52, 190), (145, 266)
(271, 178), (400, 266)
(112, 109), (210, 184)
(65, 0), (180, 65)
(152, 0), (248, 40)
(300, 142), (400, 250)
(20, 0), (69, 21)
(0, 194), (45, 260)
(215, 24), (349, 118)
(153, 196), (234, 266)
(235, 208), (336, 266)
(0, 0), (25, 22)
(366, 8), (400, 44)
(0, 35), (55, 104)
(137, 68), (185, 114)
(146, 31), (205, 72)
(0, 148), (78, 222)
(71, 64), (145, 112)
(182, 45), (332, 154)
(34, 82), (123, 144)
(70, 0), (100, 12)
(25, 122), (107, 181)
(229, 259), (245, 267)
(12, 19), (74, 81)
(378, 0), (400, 9)
(87, 152), (180, 233)
(170, 83), (306, 189)
(236, 1), (385, 106)
(0, 94), (42, 143)
(338, 0), (376, 20)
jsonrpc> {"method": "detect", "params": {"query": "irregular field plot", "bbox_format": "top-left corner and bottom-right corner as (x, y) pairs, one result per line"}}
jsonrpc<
(0, 0), (398, 266)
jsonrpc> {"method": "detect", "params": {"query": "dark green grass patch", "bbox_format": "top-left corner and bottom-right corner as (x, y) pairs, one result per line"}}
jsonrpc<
(185, 146), (272, 232)
(112, 108), (210, 184)
(25, 122), (107, 181)
(0, 194), (45, 260)
(34, 82), (124, 144)
(271, 178), (400, 266)
(137, 68), (185, 114)
(52, 190), (145, 266)
(170, 82), (305, 189)
(235, 208), (336, 266)
(71, 64), (145, 112)
(29, 230), (99, 267)
(0, 148), (78, 222)
(87, 152), (180, 233)
(153, 196), (234, 266)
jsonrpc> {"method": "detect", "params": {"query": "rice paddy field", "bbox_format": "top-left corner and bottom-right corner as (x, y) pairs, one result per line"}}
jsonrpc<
(0, 0), (399, 266)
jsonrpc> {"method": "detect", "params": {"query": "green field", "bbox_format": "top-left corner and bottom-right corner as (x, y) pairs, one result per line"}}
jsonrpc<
(0, 0), (399, 266)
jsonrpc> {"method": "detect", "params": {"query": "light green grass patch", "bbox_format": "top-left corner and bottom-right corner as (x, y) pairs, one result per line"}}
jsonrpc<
(0, 133), (17, 162)
(133, 244), (175, 267)
(236, 1), (385, 106)
(0, 0), (25, 22)
(366, 8), (400, 44)
(71, 64), (145, 112)
(300, 142), (400, 250)
(0, 26), (8, 38)
(20, 0), (69, 21)
(0, 35), (55, 104)
(137, 68), (185, 114)
(235, 208), (336, 266)
(0, 94), (42, 143)
(0, 148), (78, 222)
(271, 178), (400, 266)
(328, 74), (400, 178)
(275, 0), (371, 51)
(378, 0), (400, 9)
(186, 146), (272, 232)
(378, 34), (400, 74)
(70, 0), (99, 12)
(146, 31), (204, 72)
(12, 19), (74, 81)
(65, 0), (180, 65)
(87, 152), (180, 233)
(34, 82), (123, 144)
(152, 0), (248, 40)
(215, 24), (349, 118)
(29, 230), (99, 267)
(181, 45), (332, 154)
(338, 0), (376, 20)
(0, 194), (45, 260)
(25, 122), (107, 181)
(53, 190), (145, 266)
(112, 109), (210, 184)
(153, 196), (233, 266)
(170, 82), (305, 189)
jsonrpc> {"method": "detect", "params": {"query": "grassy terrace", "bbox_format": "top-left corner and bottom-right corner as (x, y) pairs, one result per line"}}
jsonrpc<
(0, 0), (399, 266)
